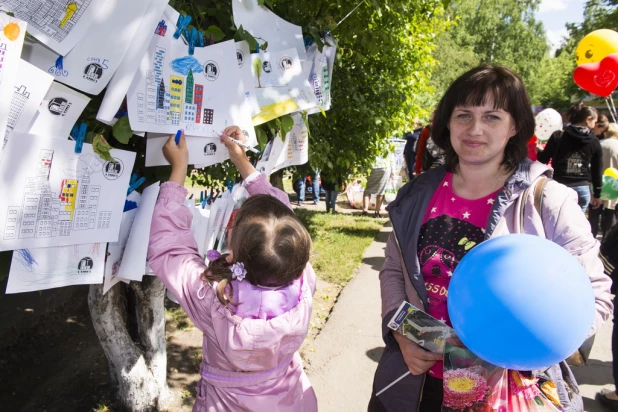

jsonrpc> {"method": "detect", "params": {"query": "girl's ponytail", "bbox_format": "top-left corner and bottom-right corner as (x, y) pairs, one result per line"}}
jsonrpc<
(202, 255), (236, 307)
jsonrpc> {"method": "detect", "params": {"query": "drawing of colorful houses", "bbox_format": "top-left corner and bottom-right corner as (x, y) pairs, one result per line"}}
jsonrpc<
(59, 179), (78, 220)
(194, 84), (203, 123)
(186, 69), (194, 104)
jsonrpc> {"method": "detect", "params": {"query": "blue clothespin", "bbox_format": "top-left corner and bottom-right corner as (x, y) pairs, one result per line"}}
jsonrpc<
(225, 178), (234, 193)
(199, 190), (204, 203)
(186, 28), (197, 55)
(55, 55), (64, 71)
(114, 109), (128, 119)
(202, 194), (211, 209)
(74, 122), (87, 153)
(188, 193), (194, 200)
(127, 173), (146, 195)
(197, 31), (204, 47)
(173, 14), (192, 39)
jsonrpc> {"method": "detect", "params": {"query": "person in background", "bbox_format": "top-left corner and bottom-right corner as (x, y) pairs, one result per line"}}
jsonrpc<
(595, 114), (610, 140)
(363, 149), (395, 218)
(537, 102), (603, 213)
(599, 123), (618, 237)
(597, 223), (618, 410)
(149, 128), (318, 411)
(305, 169), (321, 205)
(414, 124), (432, 176)
(404, 126), (423, 180)
(322, 175), (341, 214)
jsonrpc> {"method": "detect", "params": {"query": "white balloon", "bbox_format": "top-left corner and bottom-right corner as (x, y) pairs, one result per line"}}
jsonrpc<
(535, 109), (563, 142)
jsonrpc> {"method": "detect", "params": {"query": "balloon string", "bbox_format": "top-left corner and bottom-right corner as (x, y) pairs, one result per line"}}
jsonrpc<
(605, 97), (616, 123)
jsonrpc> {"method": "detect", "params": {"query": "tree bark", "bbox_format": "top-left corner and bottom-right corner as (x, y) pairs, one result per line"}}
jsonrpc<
(269, 169), (285, 191)
(88, 277), (169, 412)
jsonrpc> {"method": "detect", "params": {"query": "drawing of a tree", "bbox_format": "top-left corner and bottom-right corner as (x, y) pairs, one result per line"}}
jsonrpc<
(253, 57), (263, 88)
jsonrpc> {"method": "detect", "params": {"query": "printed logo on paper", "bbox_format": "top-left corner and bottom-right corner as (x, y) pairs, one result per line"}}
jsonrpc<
(103, 158), (124, 180)
(262, 61), (272, 73)
(83, 63), (103, 83)
(78, 257), (94, 274)
(203, 61), (219, 81)
(236, 50), (245, 68)
(279, 57), (293, 70)
(204, 143), (217, 156)
(48, 97), (72, 116)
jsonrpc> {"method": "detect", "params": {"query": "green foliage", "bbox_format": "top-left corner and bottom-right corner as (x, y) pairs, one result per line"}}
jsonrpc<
(92, 134), (115, 162)
(431, 0), (550, 105)
(111, 116), (133, 144)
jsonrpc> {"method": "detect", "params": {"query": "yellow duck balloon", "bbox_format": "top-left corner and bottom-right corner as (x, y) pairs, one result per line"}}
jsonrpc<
(576, 29), (618, 65)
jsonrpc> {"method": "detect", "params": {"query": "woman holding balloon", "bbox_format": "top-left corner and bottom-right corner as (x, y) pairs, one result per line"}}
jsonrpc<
(368, 65), (612, 411)
(537, 102), (604, 213)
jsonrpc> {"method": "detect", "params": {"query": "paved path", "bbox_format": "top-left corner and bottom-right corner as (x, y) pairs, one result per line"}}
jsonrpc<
(305, 222), (615, 412)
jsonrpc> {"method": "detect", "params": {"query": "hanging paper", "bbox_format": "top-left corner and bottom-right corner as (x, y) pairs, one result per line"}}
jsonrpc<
(28, 81), (90, 140)
(102, 191), (141, 294)
(2, 0), (107, 56)
(251, 49), (319, 125)
(145, 133), (257, 168)
(236, 41), (261, 116)
(0, 132), (136, 251)
(3, 59), (54, 148)
(96, 1), (176, 124)
(127, 37), (257, 144)
(255, 113), (308, 175)
(117, 182), (160, 282)
(306, 35), (337, 114)
(6, 243), (105, 294)
(0, 14), (26, 153)
(22, 0), (153, 95)
(232, 0), (306, 59)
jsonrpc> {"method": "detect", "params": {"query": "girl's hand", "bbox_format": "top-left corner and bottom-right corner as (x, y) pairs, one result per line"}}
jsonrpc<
(163, 130), (188, 185)
(220, 126), (256, 179)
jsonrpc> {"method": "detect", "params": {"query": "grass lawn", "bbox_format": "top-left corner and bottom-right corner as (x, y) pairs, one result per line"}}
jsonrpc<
(294, 209), (385, 285)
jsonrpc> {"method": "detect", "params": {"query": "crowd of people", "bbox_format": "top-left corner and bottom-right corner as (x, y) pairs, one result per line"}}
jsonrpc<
(146, 64), (618, 412)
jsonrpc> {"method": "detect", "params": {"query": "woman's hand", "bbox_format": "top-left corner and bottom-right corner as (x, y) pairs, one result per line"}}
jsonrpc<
(591, 197), (602, 209)
(393, 332), (442, 375)
(163, 130), (188, 186)
(220, 126), (256, 179)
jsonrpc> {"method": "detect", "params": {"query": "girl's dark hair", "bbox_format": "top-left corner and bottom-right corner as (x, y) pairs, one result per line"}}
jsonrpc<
(203, 194), (312, 307)
(567, 102), (598, 125)
(432, 65), (535, 172)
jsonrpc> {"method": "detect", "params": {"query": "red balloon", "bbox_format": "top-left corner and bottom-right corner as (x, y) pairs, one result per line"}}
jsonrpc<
(573, 53), (618, 97)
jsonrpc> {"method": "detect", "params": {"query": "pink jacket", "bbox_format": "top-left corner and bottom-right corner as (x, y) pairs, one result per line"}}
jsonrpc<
(148, 174), (318, 412)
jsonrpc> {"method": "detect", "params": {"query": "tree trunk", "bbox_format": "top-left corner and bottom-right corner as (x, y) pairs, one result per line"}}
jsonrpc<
(270, 169), (285, 191)
(88, 276), (170, 411)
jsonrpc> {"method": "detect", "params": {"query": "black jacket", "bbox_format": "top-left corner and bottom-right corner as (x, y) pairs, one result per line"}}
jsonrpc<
(537, 125), (603, 198)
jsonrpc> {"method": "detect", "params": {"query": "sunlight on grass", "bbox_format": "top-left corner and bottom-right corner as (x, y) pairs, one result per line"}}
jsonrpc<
(295, 209), (384, 285)
(165, 305), (192, 332)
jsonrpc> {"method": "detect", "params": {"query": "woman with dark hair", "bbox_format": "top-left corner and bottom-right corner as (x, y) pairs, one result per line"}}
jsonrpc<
(595, 114), (610, 139)
(368, 65), (612, 411)
(537, 102), (603, 213)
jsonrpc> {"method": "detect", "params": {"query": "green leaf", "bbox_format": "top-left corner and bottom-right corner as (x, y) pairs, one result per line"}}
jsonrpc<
(280, 114), (294, 137)
(256, 128), (268, 151)
(234, 25), (258, 51)
(204, 25), (225, 42)
(260, 41), (268, 51)
(112, 117), (133, 144)
(92, 134), (115, 162)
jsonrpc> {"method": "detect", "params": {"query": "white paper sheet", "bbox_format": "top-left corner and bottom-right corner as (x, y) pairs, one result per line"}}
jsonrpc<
(255, 113), (308, 175)
(27, 81), (90, 140)
(0, 132), (136, 251)
(22, 0), (152, 95)
(0, 14), (26, 154)
(2, 0), (107, 56)
(102, 208), (136, 294)
(6, 243), (105, 294)
(232, 0), (306, 60)
(117, 182), (160, 282)
(306, 36), (336, 115)
(127, 38), (256, 143)
(185, 199), (211, 258)
(236, 41), (261, 116)
(250, 49), (319, 125)
(203, 194), (234, 257)
(146, 134), (255, 168)
(96, 2), (178, 124)
(3, 59), (54, 148)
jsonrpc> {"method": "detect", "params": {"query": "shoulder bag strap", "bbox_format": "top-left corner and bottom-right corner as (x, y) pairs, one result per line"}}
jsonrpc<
(518, 177), (549, 233)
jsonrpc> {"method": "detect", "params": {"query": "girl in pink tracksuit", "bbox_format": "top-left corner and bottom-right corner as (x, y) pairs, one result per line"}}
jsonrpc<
(148, 128), (318, 411)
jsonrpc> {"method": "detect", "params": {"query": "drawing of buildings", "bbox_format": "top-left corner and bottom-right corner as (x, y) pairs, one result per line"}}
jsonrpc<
(194, 84), (203, 123)
(183, 103), (197, 123)
(73, 173), (100, 231)
(145, 70), (157, 124)
(153, 46), (165, 85)
(59, 179), (78, 220)
(156, 89), (171, 125)
(157, 78), (165, 109)
(5, 85), (31, 142)
(6, 0), (93, 42)
(203, 108), (214, 125)
(170, 75), (184, 125)
(185, 69), (194, 104)
(0, 43), (8, 83)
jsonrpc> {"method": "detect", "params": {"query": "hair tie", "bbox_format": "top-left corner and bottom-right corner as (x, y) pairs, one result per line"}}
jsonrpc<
(206, 249), (222, 261)
(230, 262), (247, 281)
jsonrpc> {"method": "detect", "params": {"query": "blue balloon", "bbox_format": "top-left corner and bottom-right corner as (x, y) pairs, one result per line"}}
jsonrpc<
(448, 234), (596, 370)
